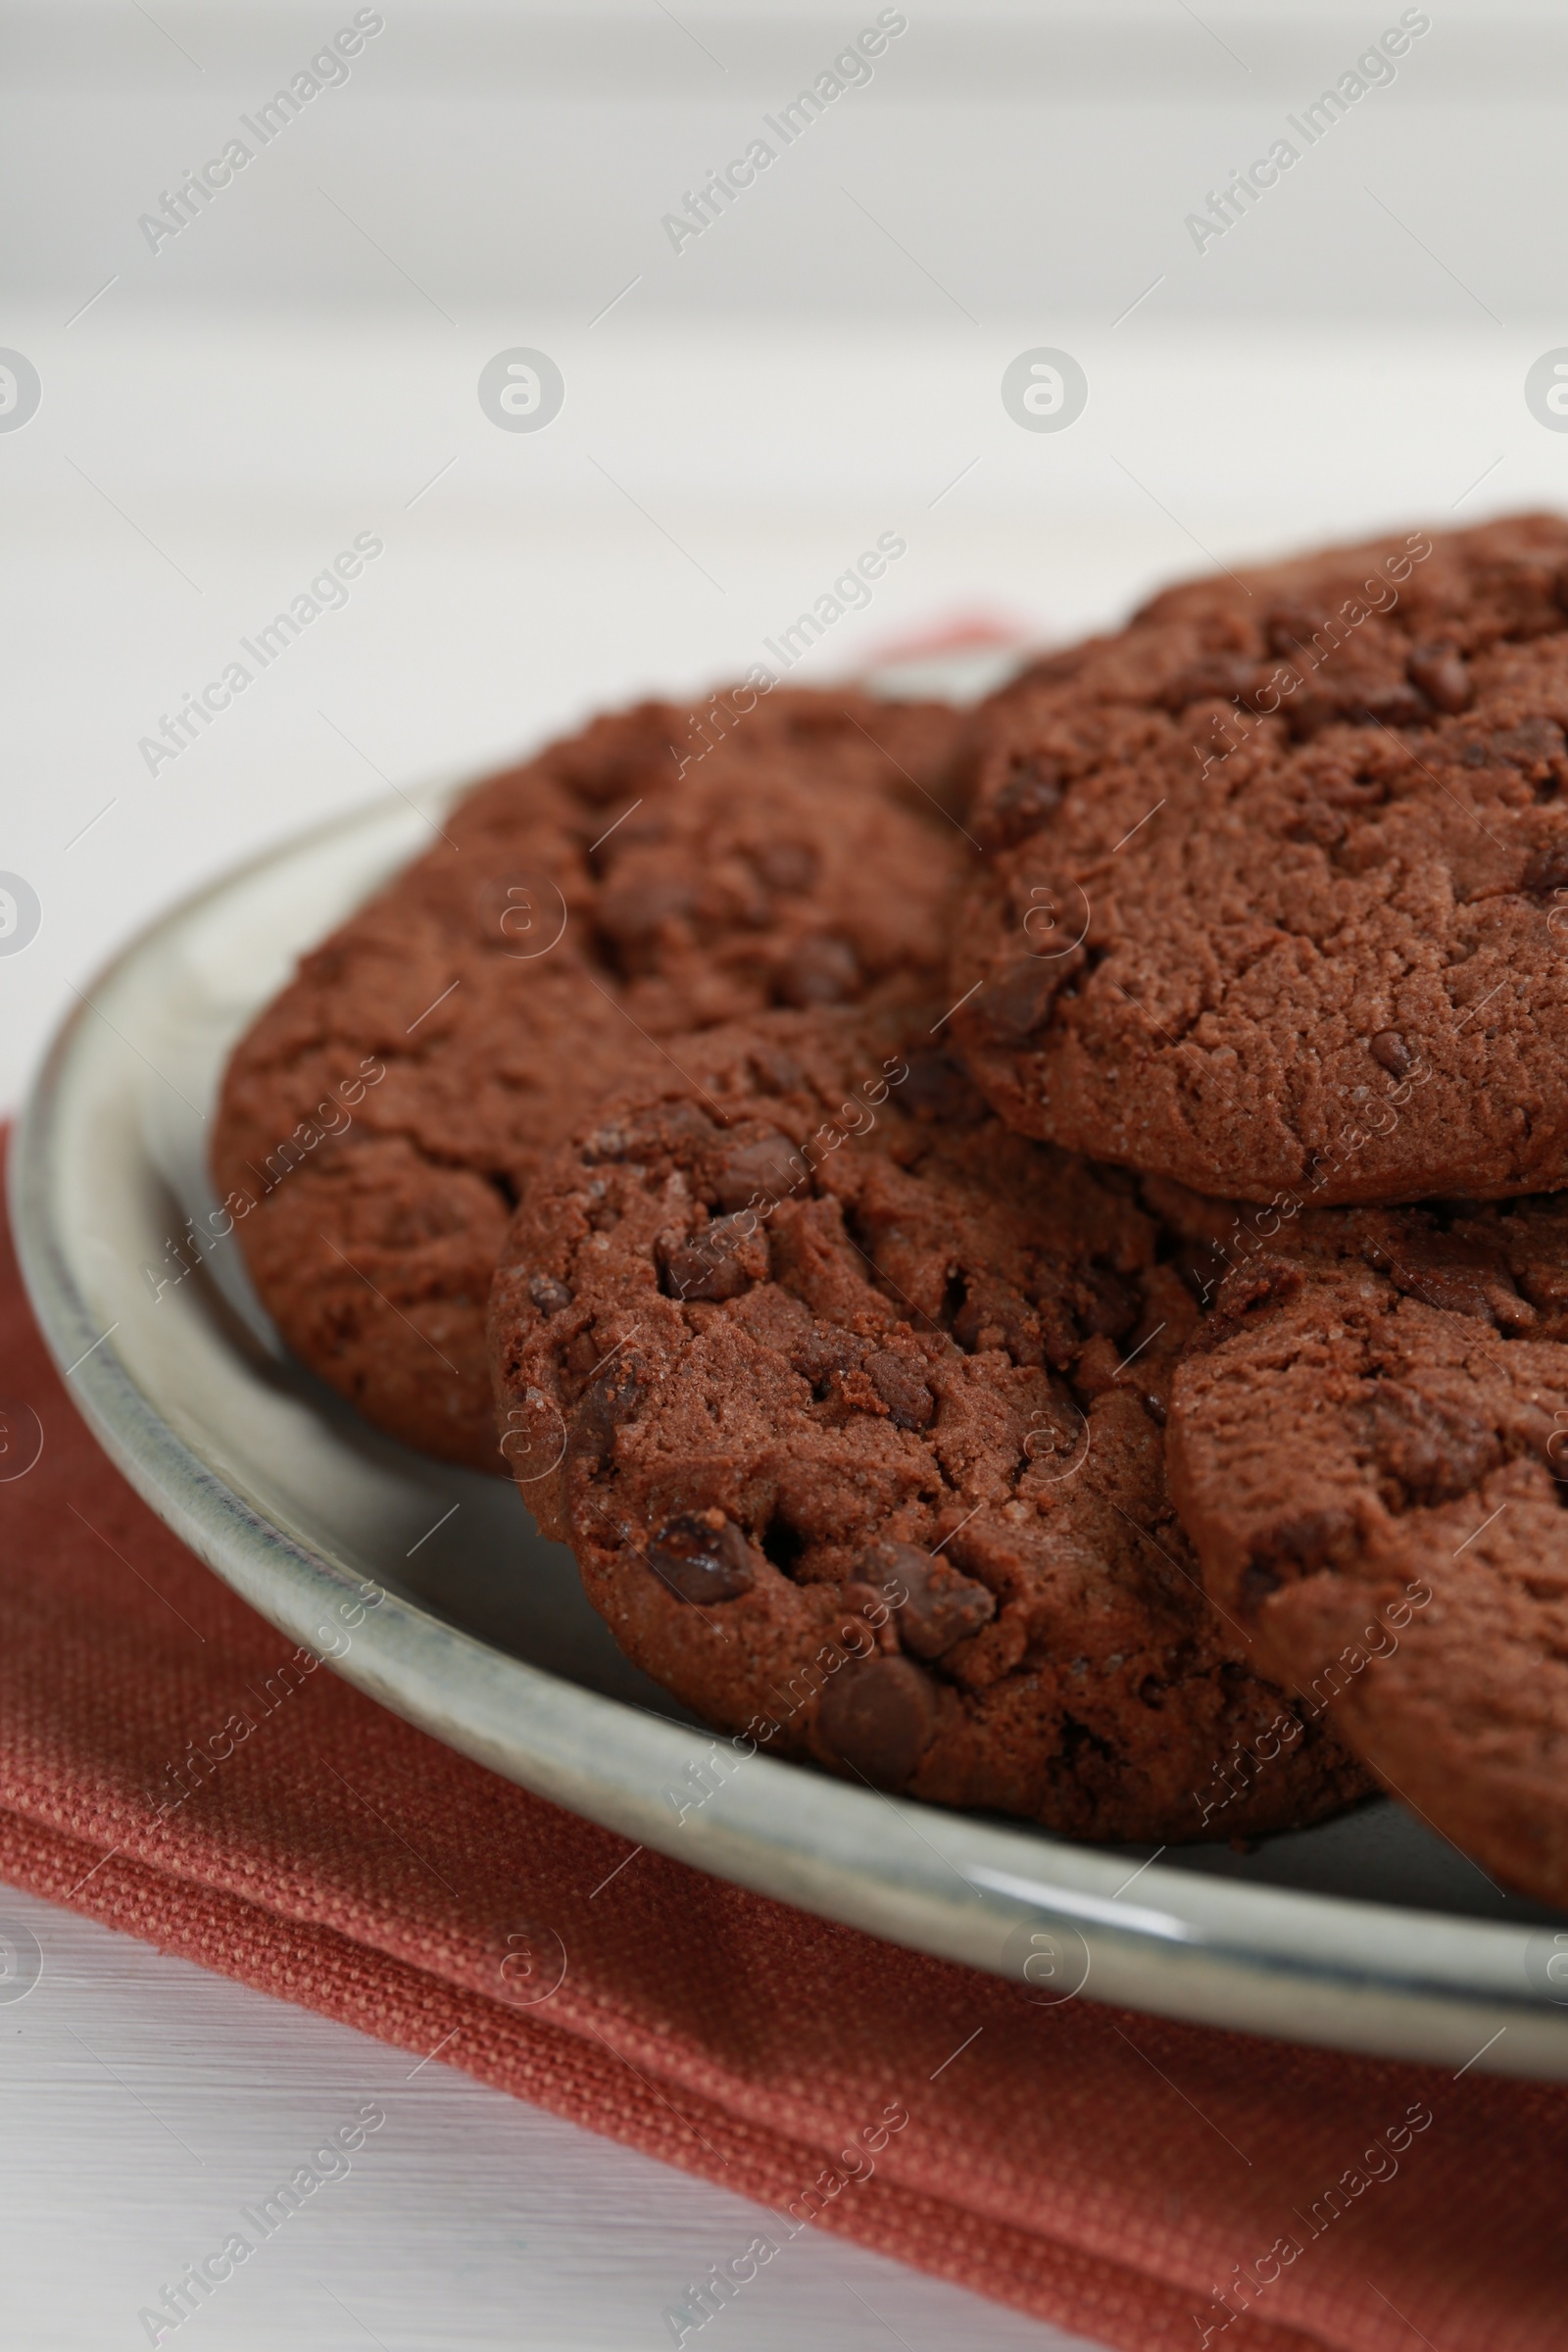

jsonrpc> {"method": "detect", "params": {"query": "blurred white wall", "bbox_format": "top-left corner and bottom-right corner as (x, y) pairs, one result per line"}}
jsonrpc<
(3, 0), (1567, 1102)
(5, 1), (1567, 321)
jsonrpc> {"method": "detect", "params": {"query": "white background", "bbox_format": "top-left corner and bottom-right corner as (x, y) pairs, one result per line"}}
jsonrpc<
(3, 4), (1566, 2343)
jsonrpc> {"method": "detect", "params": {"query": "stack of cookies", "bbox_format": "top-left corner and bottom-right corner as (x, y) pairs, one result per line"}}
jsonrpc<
(215, 514), (1568, 1905)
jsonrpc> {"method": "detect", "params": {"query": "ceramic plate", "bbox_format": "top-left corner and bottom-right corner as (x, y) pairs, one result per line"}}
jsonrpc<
(14, 739), (1568, 2081)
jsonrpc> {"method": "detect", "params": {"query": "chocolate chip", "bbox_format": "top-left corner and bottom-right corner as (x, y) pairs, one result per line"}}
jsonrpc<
(657, 1215), (762, 1302)
(1406, 642), (1473, 714)
(783, 705), (856, 744)
(1074, 1263), (1140, 1340)
(1253, 1506), (1355, 1579)
(1265, 608), (1324, 660)
(1321, 773), (1394, 812)
(952, 1284), (1038, 1362)
(584, 1101), (713, 1165)
(1522, 842), (1568, 897)
(776, 935), (860, 1006)
(1493, 718), (1567, 773)
(596, 876), (697, 944)
(554, 728), (662, 806)
(1291, 680), (1430, 740)
(816, 1654), (937, 1787)
(571, 1354), (644, 1461)
(711, 1130), (808, 1212)
(645, 1509), (756, 1602)
(858, 1537), (930, 1598)
(1196, 1259), (1302, 1349)
(1172, 1245), (1226, 1307)
(1289, 697), (1345, 745)
(977, 757), (1063, 849)
(1364, 1383), (1503, 1505)
(1381, 1233), (1533, 1329)
(1242, 1559), (1283, 1604)
(796, 1324), (868, 1394)
(897, 1049), (990, 1126)
(527, 1272), (573, 1316)
(858, 1538), (996, 1660)
(1458, 722), (1567, 784)
(750, 840), (818, 892)
(586, 800), (664, 870)
(606, 809), (671, 855)
(863, 1350), (935, 1430)
(951, 1294), (985, 1352)
(973, 958), (1061, 1045)
(747, 1045), (807, 1096)
(1370, 1029), (1412, 1077)
(1156, 654), (1259, 712)
(1286, 801), (1348, 851)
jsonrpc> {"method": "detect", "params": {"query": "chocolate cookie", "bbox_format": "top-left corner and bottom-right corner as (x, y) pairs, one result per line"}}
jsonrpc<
(488, 1007), (1369, 1840)
(953, 513), (1568, 1204)
(212, 689), (968, 1469)
(1164, 1188), (1568, 1904)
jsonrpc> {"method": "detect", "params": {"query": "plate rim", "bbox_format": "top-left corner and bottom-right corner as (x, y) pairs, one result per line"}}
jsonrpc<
(12, 783), (1568, 2082)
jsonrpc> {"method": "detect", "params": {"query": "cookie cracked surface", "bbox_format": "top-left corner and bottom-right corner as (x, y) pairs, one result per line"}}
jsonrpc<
(489, 1007), (1370, 1842)
(952, 514), (1568, 1205)
(1166, 1187), (1568, 1905)
(212, 689), (967, 1468)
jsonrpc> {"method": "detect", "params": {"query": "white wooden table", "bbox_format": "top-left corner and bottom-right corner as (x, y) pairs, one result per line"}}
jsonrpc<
(0, 1886), (1102, 2350)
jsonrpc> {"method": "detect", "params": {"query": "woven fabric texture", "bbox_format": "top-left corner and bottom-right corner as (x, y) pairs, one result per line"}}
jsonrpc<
(1, 1153), (1563, 2352)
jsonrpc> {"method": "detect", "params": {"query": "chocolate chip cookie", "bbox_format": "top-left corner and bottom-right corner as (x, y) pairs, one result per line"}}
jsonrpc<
(953, 513), (1568, 1205)
(1165, 1189), (1568, 1904)
(212, 689), (968, 1469)
(489, 1007), (1369, 1840)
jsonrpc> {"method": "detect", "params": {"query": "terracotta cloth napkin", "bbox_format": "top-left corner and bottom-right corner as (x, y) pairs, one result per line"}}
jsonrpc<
(2, 1156), (1564, 2352)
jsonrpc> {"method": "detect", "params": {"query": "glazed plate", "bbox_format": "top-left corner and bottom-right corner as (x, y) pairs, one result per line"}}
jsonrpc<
(14, 756), (1568, 2081)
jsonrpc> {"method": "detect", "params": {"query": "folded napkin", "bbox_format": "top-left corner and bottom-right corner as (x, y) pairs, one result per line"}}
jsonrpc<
(1, 1142), (1562, 2352)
